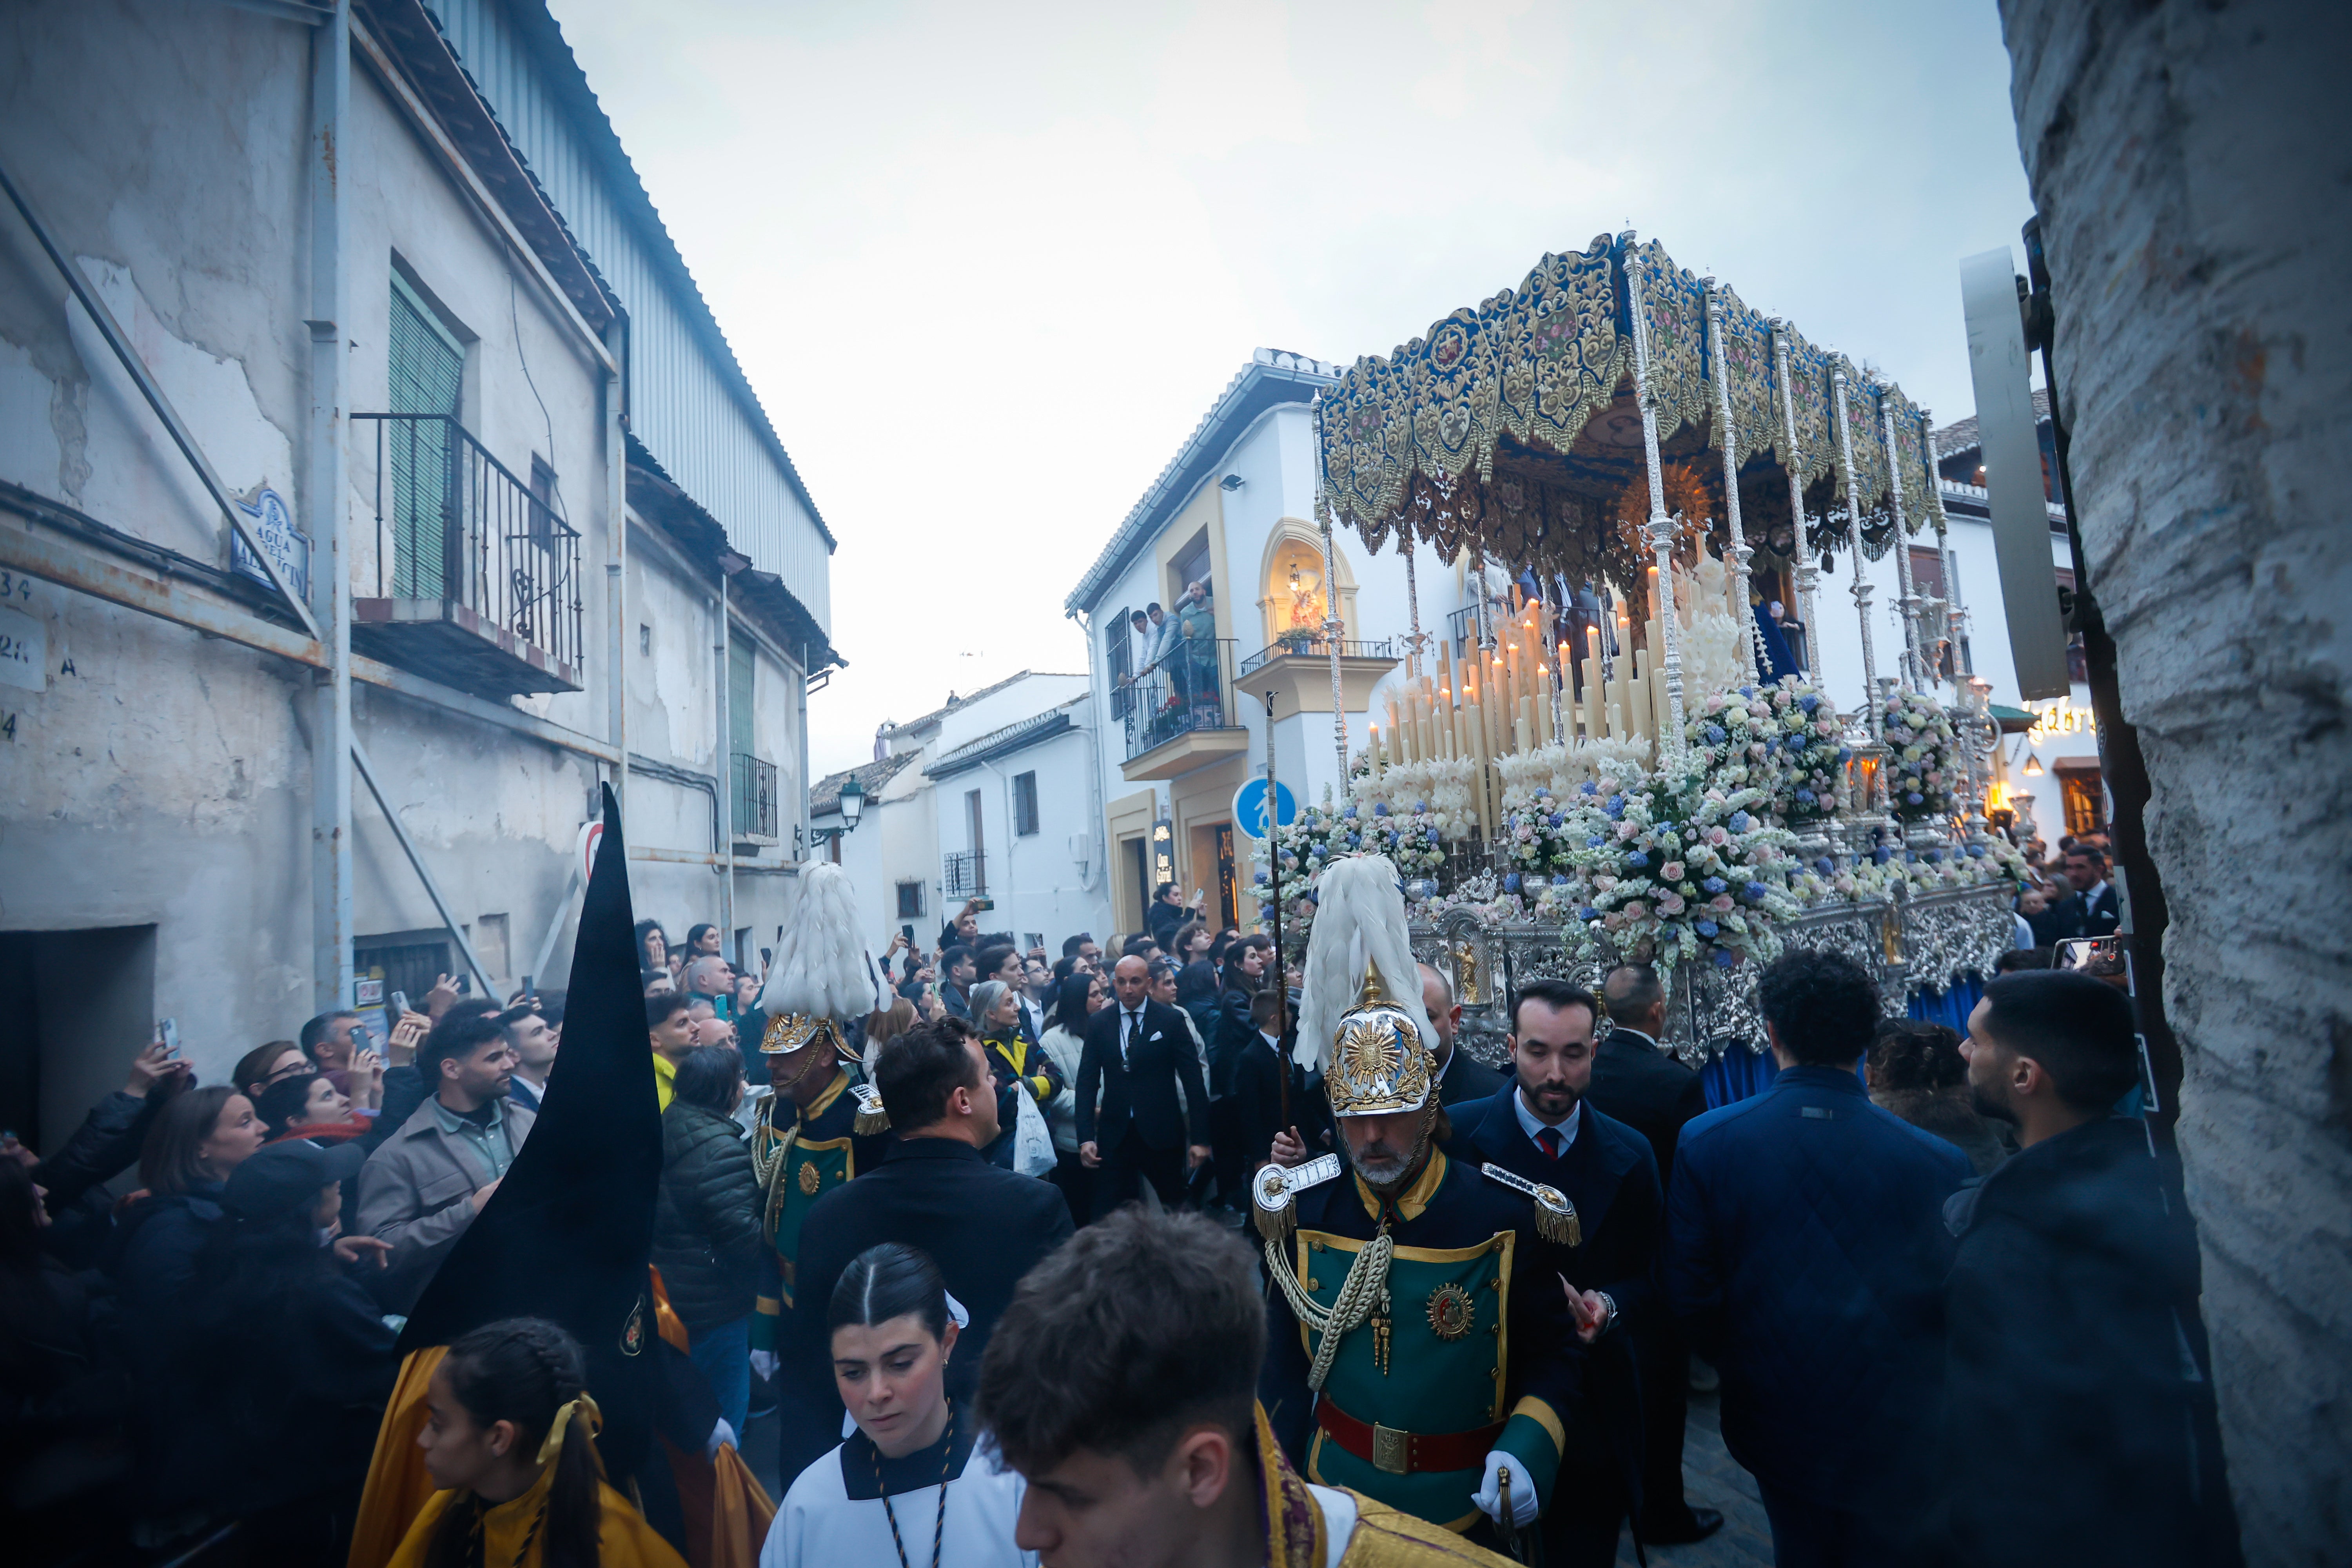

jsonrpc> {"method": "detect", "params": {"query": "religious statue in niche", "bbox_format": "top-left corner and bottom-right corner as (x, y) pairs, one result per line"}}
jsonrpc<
(1269, 541), (1329, 652)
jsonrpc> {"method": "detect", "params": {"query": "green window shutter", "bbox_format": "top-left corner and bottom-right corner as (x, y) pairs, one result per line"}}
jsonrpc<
(387, 276), (463, 599)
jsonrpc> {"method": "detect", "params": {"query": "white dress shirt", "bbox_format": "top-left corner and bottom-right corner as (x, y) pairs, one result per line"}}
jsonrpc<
(1512, 1089), (1582, 1156)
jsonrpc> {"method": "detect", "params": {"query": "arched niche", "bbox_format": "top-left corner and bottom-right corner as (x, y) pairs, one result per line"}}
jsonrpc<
(1256, 519), (1357, 651)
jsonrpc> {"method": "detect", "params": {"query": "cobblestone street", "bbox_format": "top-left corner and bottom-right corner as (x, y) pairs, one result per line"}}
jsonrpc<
(1618, 1391), (1772, 1567)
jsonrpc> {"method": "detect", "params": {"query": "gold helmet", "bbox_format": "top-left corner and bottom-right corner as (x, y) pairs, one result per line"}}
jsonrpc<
(1325, 957), (1434, 1117)
(758, 1011), (852, 1063)
(1293, 854), (1437, 1120)
(755, 862), (880, 1066)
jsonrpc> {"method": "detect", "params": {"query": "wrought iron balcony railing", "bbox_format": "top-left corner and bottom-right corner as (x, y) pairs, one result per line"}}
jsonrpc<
(731, 752), (778, 840)
(943, 850), (987, 898)
(1238, 635), (1394, 677)
(353, 413), (584, 696)
(1121, 636), (1241, 762)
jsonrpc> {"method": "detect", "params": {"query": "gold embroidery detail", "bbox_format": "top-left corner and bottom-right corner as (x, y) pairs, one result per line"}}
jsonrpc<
(1425, 1283), (1476, 1341)
(797, 1160), (821, 1196)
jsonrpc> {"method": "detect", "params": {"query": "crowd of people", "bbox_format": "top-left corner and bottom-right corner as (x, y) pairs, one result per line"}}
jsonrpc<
(0, 863), (2238, 1568)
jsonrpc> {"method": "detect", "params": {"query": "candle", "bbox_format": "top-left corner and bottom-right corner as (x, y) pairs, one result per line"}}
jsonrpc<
(1368, 722), (1382, 784)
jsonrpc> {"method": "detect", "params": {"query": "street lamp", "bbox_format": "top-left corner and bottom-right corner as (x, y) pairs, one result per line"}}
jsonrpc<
(838, 774), (866, 830)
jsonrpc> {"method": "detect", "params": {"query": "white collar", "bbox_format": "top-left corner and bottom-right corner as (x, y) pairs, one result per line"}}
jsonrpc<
(2085, 880), (2109, 904)
(1512, 1088), (1581, 1151)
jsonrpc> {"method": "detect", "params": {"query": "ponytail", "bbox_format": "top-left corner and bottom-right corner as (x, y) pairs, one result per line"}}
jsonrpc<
(422, 1317), (605, 1568)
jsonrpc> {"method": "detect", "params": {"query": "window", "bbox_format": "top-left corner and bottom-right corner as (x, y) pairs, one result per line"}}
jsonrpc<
(528, 456), (558, 552)
(387, 272), (464, 599)
(1907, 547), (1957, 681)
(896, 881), (926, 919)
(2052, 568), (2090, 685)
(1106, 608), (1134, 719)
(1013, 771), (1039, 836)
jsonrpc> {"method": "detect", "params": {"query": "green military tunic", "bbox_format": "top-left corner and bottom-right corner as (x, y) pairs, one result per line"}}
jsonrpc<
(750, 1069), (880, 1351)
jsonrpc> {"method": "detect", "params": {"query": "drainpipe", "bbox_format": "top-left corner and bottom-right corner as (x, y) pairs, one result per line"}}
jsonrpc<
(716, 573), (735, 942)
(307, 0), (353, 1013)
(797, 641), (813, 866)
(605, 318), (627, 819)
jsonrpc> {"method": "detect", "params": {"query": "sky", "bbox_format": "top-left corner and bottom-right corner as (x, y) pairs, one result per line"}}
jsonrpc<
(544, 0), (2034, 780)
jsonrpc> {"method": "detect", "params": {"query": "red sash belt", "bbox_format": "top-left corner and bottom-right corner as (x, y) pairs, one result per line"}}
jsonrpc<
(1316, 1399), (1506, 1476)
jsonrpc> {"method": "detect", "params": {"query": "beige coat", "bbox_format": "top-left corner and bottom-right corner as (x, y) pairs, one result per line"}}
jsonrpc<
(355, 1094), (537, 1311)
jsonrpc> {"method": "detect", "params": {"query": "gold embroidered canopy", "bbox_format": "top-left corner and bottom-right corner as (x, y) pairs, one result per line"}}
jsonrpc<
(1313, 232), (1945, 583)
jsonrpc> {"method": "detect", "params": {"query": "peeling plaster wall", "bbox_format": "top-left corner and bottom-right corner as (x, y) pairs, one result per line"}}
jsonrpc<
(2001, 0), (2352, 1559)
(0, 0), (804, 1098)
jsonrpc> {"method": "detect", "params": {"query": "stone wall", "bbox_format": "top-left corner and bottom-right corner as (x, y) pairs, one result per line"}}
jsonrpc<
(2000, 1), (2352, 1560)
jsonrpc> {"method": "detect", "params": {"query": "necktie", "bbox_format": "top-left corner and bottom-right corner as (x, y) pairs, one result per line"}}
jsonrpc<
(1537, 1127), (1564, 1160)
(1122, 1010), (1140, 1067)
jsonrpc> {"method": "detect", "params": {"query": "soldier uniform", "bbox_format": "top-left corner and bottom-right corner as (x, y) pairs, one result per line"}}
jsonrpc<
(1256, 854), (1583, 1543)
(748, 1034), (887, 1354)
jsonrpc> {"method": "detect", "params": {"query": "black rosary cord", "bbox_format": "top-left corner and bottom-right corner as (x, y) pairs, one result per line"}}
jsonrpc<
(873, 1405), (955, 1568)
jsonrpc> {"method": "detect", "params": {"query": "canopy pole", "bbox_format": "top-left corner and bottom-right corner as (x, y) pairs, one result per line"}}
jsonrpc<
(1705, 280), (1763, 684)
(1829, 367), (1881, 737)
(1880, 390), (1923, 690)
(1921, 409), (1962, 697)
(1769, 322), (1819, 677)
(1402, 544), (1425, 679)
(1621, 234), (1686, 758)
(1310, 396), (1350, 787)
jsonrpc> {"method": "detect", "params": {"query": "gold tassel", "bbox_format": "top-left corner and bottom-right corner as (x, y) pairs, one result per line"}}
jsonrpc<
(1535, 1191), (1581, 1248)
(851, 1084), (889, 1136)
(1254, 1193), (1297, 1245)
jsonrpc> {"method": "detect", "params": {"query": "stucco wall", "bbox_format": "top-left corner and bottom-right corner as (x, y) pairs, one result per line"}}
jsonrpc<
(2001, 0), (2352, 1559)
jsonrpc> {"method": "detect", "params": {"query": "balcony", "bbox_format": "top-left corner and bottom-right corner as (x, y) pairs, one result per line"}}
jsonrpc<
(1232, 634), (1398, 729)
(731, 753), (778, 840)
(1238, 635), (1394, 677)
(353, 414), (584, 697)
(1121, 636), (1249, 780)
(944, 850), (987, 898)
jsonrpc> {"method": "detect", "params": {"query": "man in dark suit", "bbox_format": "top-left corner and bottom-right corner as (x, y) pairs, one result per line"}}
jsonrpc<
(1459, 977), (1662, 1567)
(2049, 843), (2122, 939)
(1419, 961), (1507, 1107)
(778, 1015), (1073, 1488)
(1666, 948), (1971, 1564)
(1591, 964), (1721, 1546)
(1076, 954), (1211, 1217)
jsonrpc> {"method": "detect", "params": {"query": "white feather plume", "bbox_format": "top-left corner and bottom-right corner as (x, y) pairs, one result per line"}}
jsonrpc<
(1291, 854), (1433, 1071)
(759, 862), (878, 1022)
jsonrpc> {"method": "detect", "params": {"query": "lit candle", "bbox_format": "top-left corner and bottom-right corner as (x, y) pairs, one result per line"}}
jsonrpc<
(1368, 722), (1382, 784)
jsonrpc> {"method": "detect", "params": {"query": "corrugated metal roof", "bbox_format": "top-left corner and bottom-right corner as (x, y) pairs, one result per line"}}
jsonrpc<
(923, 700), (1084, 780)
(422, 0), (834, 631)
(809, 750), (919, 817)
(1062, 348), (1338, 618)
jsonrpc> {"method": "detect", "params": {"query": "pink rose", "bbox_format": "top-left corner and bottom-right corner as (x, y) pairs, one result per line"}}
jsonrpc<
(1707, 826), (1730, 846)
(1623, 901), (1647, 919)
(1661, 861), (1686, 881)
(1617, 820), (1639, 840)
(1705, 693), (1725, 713)
(1749, 742), (1767, 758)
(1815, 719), (1836, 736)
(1657, 893), (1686, 915)
(1710, 893), (1736, 913)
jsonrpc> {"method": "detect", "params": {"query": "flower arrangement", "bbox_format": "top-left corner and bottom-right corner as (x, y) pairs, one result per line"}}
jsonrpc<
(1552, 760), (1805, 984)
(1880, 688), (1961, 822)
(1682, 677), (1849, 827)
(1352, 755), (1482, 840)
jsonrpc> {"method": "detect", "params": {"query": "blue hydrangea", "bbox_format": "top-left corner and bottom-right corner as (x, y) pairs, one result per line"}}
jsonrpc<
(1578, 906), (1599, 921)
(1415, 800), (1430, 813)
(1836, 748), (1852, 763)
(1815, 857), (1835, 876)
(1503, 873), (1522, 893)
(1551, 873), (1570, 886)
(1341, 804), (1357, 819)
(1729, 811), (1751, 833)
(1345, 833), (1361, 849)
(1702, 877), (1727, 895)
(1254, 870), (1269, 885)
(1586, 833), (1606, 848)
(1746, 880), (1769, 900)
(1967, 844), (1985, 858)
(1695, 920), (1720, 937)
(1605, 799), (1626, 820)
(1372, 802), (1389, 817)
(1579, 780), (1598, 796)
(1796, 788), (1817, 805)
(1739, 686), (1755, 699)
(1906, 791), (1925, 805)
(1873, 846), (1893, 866)
(1714, 949), (1737, 968)
(1535, 788), (1551, 801)
(1704, 724), (1727, 744)
(1624, 849), (1648, 869)
(1927, 849), (1943, 863)
(1798, 693), (1820, 713)
(1764, 737), (1781, 753)
(1546, 813), (1563, 829)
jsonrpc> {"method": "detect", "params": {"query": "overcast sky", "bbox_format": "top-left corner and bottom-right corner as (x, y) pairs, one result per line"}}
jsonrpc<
(545, 0), (2034, 779)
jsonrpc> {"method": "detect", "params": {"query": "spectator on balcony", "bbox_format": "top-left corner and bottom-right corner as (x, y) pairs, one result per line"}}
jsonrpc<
(1176, 578), (1218, 702)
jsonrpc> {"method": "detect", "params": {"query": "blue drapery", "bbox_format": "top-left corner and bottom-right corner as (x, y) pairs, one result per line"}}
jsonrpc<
(1698, 976), (1985, 1110)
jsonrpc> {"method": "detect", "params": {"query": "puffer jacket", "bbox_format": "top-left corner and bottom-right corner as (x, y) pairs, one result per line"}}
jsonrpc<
(652, 1100), (764, 1332)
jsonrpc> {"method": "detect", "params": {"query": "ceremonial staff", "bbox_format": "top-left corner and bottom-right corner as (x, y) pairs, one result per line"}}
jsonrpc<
(1263, 688), (1288, 1131)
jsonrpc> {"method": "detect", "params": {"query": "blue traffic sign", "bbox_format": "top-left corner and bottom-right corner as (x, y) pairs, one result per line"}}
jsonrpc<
(1231, 777), (1299, 840)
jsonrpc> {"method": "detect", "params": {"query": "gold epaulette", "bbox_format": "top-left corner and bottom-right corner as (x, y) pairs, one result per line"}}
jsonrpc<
(851, 1082), (889, 1135)
(1479, 1161), (1581, 1246)
(1251, 1152), (1343, 1243)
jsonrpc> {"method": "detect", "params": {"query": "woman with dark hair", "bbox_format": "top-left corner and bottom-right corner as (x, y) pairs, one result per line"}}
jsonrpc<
(194, 1140), (396, 1559)
(1866, 1017), (2011, 1176)
(390, 1316), (681, 1568)
(255, 1069), (375, 1144)
(1036, 972), (1106, 1221)
(111, 1085), (270, 1519)
(765, 1244), (1029, 1568)
(635, 920), (671, 974)
(235, 1040), (313, 1101)
(685, 923), (723, 960)
(653, 1045), (762, 1439)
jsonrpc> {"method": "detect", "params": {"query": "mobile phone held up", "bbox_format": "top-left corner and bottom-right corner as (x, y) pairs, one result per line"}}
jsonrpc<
(159, 1017), (181, 1058)
(390, 990), (411, 1019)
(973, 897), (995, 912)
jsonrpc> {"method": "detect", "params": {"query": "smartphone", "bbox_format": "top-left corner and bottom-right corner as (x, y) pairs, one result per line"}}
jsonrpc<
(159, 1017), (181, 1057)
(391, 990), (410, 1018)
(351, 1022), (374, 1054)
(973, 897), (995, 912)
(455, 974), (472, 995)
(2053, 936), (2119, 973)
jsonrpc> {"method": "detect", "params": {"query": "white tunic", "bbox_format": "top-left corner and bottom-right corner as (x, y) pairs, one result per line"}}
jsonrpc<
(763, 1405), (1034, 1568)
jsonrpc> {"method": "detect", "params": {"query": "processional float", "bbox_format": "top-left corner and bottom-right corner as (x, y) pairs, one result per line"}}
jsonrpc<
(1264, 232), (2019, 1060)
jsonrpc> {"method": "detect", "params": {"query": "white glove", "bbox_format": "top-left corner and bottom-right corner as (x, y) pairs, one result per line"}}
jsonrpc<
(706, 1417), (737, 1461)
(749, 1349), (778, 1382)
(1473, 1449), (1539, 1530)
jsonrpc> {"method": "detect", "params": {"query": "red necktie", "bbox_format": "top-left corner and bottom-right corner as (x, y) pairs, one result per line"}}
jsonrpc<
(1537, 1127), (1564, 1160)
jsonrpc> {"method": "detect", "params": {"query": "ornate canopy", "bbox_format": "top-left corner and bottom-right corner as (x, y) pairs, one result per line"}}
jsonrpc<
(1314, 232), (1945, 581)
